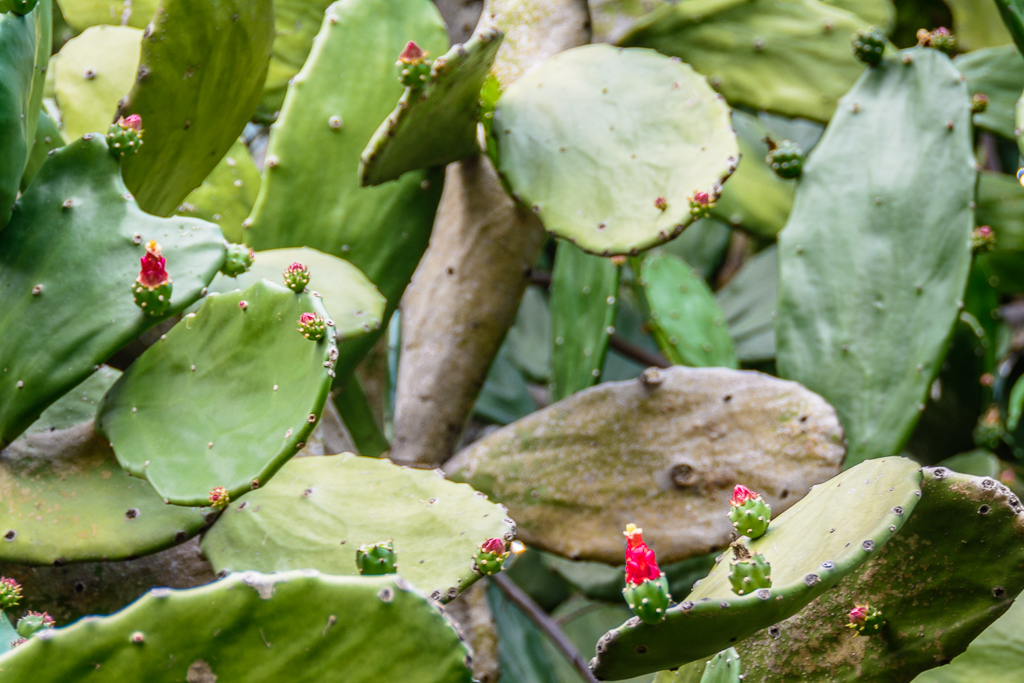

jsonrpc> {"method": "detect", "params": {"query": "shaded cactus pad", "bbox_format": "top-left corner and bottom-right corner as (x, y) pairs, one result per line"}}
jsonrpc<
(0, 135), (225, 447)
(97, 280), (337, 506)
(0, 571), (472, 683)
(201, 453), (516, 603)
(446, 366), (844, 565)
(590, 457), (922, 680)
(493, 43), (738, 256)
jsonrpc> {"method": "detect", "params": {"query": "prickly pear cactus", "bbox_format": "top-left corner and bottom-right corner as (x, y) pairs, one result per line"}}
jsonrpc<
(765, 139), (804, 179)
(200, 453), (516, 603)
(727, 545), (772, 596)
(493, 43), (738, 256)
(97, 280), (337, 506)
(0, 571), (474, 683)
(851, 25), (887, 65)
(219, 243), (255, 277)
(175, 137), (261, 244)
(356, 540), (397, 575)
(727, 485), (772, 538)
(0, 135), (226, 446)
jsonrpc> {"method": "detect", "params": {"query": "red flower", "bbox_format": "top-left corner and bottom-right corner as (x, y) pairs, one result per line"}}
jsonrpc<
(120, 114), (142, 131)
(624, 524), (661, 585)
(730, 484), (761, 507)
(137, 241), (169, 288)
(480, 538), (506, 555)
(398, 41), (427, 64)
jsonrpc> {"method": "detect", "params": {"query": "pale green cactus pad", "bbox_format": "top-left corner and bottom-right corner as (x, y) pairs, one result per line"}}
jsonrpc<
(0, 136), (226, 447)
(651, 646), (743, 682)
(55, 0), (157, 31)
(53, 25), (141, 140)
(775, 48), (975, 467)
(0, 571), (473, 683)
(257, 0), (334, 118)
(20, 110), (64, 191)
(206, 247), (386, 342)
(247, 0), (449, 380)
(447, 366), (845, 565)
(550, 242), (620, 401)
(954, 45), (1024, 140)
(97, 280), (337, 506)
(733, 467), (1024, 682)
(590, 457), (922, 680)
(493, 43), (738, 256)
(201, 453), (516, 603)
(176, 137), (261, 244)
(0, 421), (212, 565)
(619, 0), (872, 123)
(360, 26), (504, 186)
(117, 0), (275, 216)
(636, 253), (738, 369)
(715, 246), (777, 364)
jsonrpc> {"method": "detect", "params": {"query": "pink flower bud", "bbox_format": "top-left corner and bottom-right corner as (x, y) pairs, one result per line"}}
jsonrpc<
(398, 41), (427, 64)
(120, 114), (142, 132)
(480, 538), (506, 555)
(287, 262), (306, 273)
(208, 486), (230, 508)
(730, 485), (760, 507)
(137, 240), (169, 288)
(848, 604), (869, 625)
(299, 312), (317, 325)
(654, 196), (667, 211)
(693, 191), (710, 206)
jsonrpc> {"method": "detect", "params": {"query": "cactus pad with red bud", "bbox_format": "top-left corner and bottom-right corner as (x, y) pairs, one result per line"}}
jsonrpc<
(397, 41), (432, 88)
(107, 115), (144, 158)
(297, 312), (327, 341)
(16, 611), (54, 639)
(846, 603), (884, 635)
(971, 225), (995, 252)
(621, 524), (671, 624)
(132, 241), (173, 318)
(0, 577), (22, 610)
(208, 487), (230, 509)
(283, 262), (311, 292)
(728, 484), (772, 538)
(475, 537), (509, 576)
(688, 190), (715, 219)
(220, 244), (255, 277)
(971, 93), (989, 114)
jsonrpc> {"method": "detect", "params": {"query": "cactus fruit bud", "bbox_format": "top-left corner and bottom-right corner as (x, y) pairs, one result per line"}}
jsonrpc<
(220, 244), (255, 277)
(283, 262), (311, 292)
(107, 115), (144, 158)
(621, 524), (671, 624)
(0, 577), (22, 610)
(688, 191), (714, 219)
(847, 603), (884, 635)
(475, 537), (510, 576)
(765, 137), (804, 179)
(971, 93), (989, 114)
(208, 487), (230, 509)
(727, 542), (771, 595)
(297, 312), (327, 341)
(16, 611), (54, 639)
(728, 485), (772, 538)
(974, 405), (1004, 449)
(356, 540), (397, 575)
(918, 27), (956, 54)
(397, 41), (432, 88)
(132, 241), (173, 318)
(654, 196), (667, 211)
(851, 26), (886, 66)
(971, 225), (995, 252)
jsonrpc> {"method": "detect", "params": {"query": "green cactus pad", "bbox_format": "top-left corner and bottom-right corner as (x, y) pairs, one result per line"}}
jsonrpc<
(590, 457), (922, 680)
(19, 109), (64, 191)
(96, 280), (337, 506)
(24, 365), (119, 436)
(954, 45), (1024, 140)
(53, 25), (141, 141)
(715, 246), (778, 364)
(911, 599), (1024, 683)
(447, 366), (844, 565)
(550, 242), (620, 401)
(776, 48), (975, 468)
(0, 135), (226, 446)
(255, 0), (333, 119)
(246, 0), (448, 380)
(0, 421), (212, 565)
(710, 111), (795, 240)
(619, 0), (872, 123)
(360, 26), (503, 186)
(54, 0), (157, 31)
(205, 247), (386, 342)
(653, 647), (744, 683)
(0, 571), (473, 682)
(636, 253), (738, 369)
(0, 0), (49, 229)
(493, 43), (737, 256)
(116, 0), (275, 216)
(733, 467), (1024, 682)
(200, 453), (516, 603)
(176, 137), (261, 244)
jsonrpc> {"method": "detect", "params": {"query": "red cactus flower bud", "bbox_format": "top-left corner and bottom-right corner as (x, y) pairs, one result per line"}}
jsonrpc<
(848, 604), (869, 625)
(730, 484), (760, 507)
(299, 312), (317, 325)
(693, 191), (710, 206)
(480, 538), (506, 555)
(398, 41), (427, 64)
(0, 576), (22, 610)
(26, 612), (54, 628)
(120, 114), (142, 131)
(654, 196), (667, 211)
(287, 262), (306, 273)
(137, 240), (169, 288)
(623, 524), (662, 585)
(208, 486), (230, 508)
(980, 373), (994, 387)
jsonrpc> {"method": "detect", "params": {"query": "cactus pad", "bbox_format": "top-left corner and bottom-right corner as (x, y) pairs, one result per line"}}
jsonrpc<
(0, 421), (212, 565)
(53, 0), (157, 31)
(23, 365), (119, 436)
(360, 26), (504, 186)
(201, 453), (516, 603)
(97, 280), (337, 506)
(550, 242), (620, 401)
(447, 366), (844, 565)
(0, 136), (225, 446)
(636, 253), (738, 369)
(954, 46), (1024, 140)
(590, 457), (922, 679)
(733, 467), (1024, 681)
(176, 137), (262, 244)
(205, 247), (386, 342)
(493, 43), (738, 256)
(117, 0), (275, 216)
(776, 48), (975, 467)
(0, 571), (473, 682)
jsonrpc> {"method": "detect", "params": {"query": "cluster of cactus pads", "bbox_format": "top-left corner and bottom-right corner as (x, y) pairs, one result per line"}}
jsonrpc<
(4, 0), (1024, 681)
